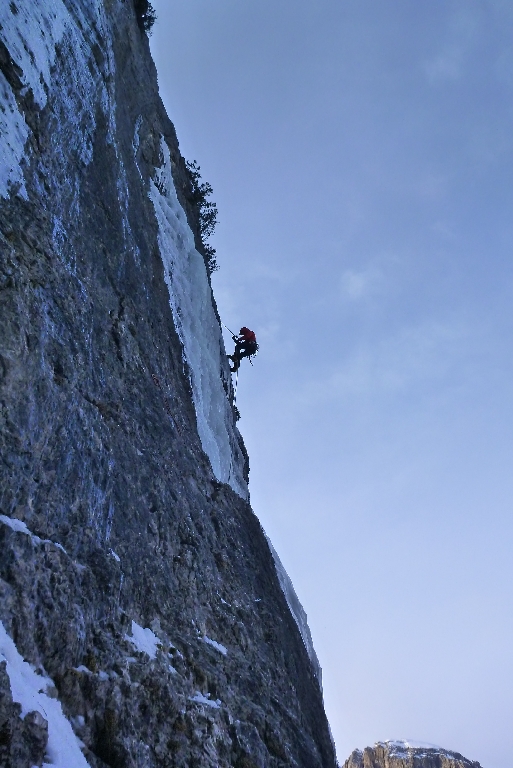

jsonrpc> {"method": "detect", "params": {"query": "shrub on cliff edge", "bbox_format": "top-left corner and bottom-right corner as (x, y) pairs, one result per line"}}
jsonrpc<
(134, 0), (157, 33)
(186, 160), (220, 275)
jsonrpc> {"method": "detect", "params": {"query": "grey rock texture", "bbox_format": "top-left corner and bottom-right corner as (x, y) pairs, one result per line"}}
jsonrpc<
(0, 0), (335, 766)
(344, 741), (482, 768)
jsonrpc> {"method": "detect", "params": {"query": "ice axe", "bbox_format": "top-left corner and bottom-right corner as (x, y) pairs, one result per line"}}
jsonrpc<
(223, 323), (238, 341)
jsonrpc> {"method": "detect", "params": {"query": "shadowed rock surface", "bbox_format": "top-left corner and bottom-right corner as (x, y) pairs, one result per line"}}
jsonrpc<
(344, 741), (483, 768)
(0, 0), (335, 766)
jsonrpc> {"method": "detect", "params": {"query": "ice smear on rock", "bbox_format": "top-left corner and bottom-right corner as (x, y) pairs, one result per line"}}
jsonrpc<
(0, 1), (67, 110)
(149, 138), (248, 499)
(0, 0), (67, 198)
(265, 535), (322, 686)
(0, 620), (90, 768)
(125, 620), (160, 659)
(147, 139), (324, 688)
(0, 0), (115, 199)
(109, 549), (121, 562)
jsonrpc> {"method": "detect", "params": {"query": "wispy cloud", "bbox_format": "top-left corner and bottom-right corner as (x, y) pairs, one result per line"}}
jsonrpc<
(424, 48), (464, 83)
(290, 315), (472, 411)
(423, 7), (479, 84)
(332, 317), (470, 396)
(339, 251), (403, 303)
(414, 171), (450, 202)
(340, 265), (384, 301)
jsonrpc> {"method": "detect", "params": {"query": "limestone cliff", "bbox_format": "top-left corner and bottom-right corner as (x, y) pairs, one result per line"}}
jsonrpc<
(344, 741), (482, 768)
(0, 0), (336, 766)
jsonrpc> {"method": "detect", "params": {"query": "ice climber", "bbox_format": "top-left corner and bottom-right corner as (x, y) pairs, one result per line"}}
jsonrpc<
(228, 327), (258, 372)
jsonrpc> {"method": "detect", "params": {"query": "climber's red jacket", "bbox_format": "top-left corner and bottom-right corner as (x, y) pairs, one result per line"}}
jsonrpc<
(239, 327), (256, 343)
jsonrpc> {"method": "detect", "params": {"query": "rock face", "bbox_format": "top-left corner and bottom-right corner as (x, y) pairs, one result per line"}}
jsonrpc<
(344, 741), (482, 768)
(0, 1), (336, 766)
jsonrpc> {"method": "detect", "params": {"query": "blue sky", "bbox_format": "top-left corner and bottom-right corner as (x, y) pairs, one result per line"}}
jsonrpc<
(149, 2), (513, 765)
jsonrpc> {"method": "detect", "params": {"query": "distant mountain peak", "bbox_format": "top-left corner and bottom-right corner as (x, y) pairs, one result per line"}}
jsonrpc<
(344, 739), (482, 768)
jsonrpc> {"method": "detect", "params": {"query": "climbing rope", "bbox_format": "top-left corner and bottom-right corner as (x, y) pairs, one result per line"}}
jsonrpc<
(233, 368), (239, 402)
(232, 369), (241, 421)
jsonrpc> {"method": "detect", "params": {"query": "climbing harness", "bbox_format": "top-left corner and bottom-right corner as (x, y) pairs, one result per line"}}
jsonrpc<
(247, 342), (259, 365)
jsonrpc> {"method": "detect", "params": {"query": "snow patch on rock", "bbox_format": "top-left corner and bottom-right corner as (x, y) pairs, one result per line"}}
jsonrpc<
(0, 514), (67, 554)
(386, 740), (443, 750)
(189, 691), (221, 709)
(149, 137), (248, 499)
(202, 635), (227, 656)
(0, 620), (90, 768)
(125, 620), (160, 659)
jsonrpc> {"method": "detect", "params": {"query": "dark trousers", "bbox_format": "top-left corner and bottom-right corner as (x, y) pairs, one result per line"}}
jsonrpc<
(234, 341), (257, 360)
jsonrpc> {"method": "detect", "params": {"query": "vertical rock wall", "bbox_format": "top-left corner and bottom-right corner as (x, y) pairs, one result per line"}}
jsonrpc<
(0, 0), (336, 766)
